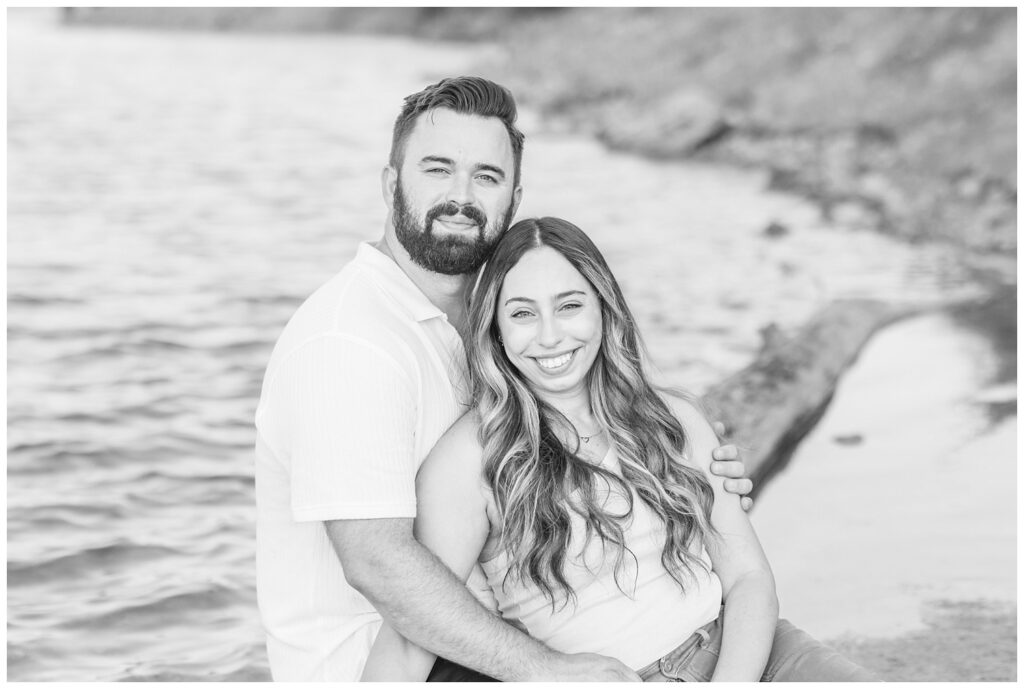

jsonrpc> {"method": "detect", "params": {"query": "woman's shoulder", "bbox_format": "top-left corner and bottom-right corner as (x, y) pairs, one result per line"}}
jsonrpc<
(439, 409), (483, 449)
(660, 389), (709, 430)
(416, 410), (495, 546)
(421, 410), (485, 473)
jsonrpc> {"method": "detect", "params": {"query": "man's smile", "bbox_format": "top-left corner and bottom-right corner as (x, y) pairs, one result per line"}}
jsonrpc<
(434, 216), (480, 231)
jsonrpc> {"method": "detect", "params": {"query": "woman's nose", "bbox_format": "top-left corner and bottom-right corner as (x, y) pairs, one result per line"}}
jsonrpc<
(536, 315), (563, 348)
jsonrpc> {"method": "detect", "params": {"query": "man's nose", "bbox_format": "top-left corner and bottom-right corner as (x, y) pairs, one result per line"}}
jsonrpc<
(445, 173), (475, 207)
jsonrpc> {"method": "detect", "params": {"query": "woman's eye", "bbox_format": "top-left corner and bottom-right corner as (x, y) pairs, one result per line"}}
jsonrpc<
(559, 302), (582, 312)
(510, 310), (532, 319)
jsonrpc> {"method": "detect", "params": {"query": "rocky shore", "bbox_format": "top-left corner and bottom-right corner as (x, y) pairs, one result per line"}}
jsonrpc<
(481, 8), (1016, 259)
(63, 7), (1017, 261)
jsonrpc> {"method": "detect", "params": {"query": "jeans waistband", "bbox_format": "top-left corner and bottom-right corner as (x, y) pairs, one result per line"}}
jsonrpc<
(636, 617), (718, 679)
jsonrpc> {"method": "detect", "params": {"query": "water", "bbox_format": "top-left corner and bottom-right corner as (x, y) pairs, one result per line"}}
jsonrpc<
(7, 11), (989, 681)
(756, 312), (1016, 641)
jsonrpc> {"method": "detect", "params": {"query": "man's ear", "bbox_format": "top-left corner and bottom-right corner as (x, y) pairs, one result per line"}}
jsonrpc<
(381, 165), (398, 211)
(510, 185), (523, 220)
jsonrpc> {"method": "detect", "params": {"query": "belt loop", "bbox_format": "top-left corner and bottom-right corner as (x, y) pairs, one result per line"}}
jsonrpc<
(659, 655), (676, 677)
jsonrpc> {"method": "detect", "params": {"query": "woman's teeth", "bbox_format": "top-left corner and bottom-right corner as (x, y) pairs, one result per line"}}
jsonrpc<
(536, 351), (573, 369)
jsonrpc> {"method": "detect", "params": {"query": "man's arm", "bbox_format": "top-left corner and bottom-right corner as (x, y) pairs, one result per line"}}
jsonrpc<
(358, 413), (640, 682)
(281, 337), (637, 680)
(326, 518), (640, 681)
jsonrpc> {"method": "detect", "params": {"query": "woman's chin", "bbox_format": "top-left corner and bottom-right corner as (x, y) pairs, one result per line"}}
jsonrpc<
(525, 374), (587, 399)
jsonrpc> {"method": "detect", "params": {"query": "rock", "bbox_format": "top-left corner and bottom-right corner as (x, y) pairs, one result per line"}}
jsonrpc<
(702, 299), (915, 492)
(762, 221), (790, 238)
(954, 171), (986, 201)
(830, 200), (879, 230)
(832, 433), (864, 446)
(758, 323), (788, 350)
(596, 89), (729, 158)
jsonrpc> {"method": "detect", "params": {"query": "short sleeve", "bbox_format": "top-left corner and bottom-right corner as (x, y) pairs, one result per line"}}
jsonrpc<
(271, 334), (419, 522)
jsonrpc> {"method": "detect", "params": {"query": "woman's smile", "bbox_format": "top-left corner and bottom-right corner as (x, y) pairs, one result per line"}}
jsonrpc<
(533, 348), (579, 372)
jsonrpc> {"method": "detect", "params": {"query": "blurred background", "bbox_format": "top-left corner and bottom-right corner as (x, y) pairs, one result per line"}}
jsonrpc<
(7, 7), (1015, 681)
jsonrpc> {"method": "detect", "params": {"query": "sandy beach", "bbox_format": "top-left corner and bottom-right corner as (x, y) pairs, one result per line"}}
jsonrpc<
(755, 308), (1016, 680)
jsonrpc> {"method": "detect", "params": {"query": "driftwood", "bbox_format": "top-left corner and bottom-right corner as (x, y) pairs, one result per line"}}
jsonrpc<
(701, 299), (914, 496)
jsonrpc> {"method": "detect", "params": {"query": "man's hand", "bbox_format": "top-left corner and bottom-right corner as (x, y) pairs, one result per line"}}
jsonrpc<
(709, 421), (754, 511)
(534, 652), (641, 682)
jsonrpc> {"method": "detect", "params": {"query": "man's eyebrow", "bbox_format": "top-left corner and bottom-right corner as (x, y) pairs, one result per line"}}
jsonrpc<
(419, 156), (454, 167)
(476, 163), (507, 180)
(504, 290), (586, 306)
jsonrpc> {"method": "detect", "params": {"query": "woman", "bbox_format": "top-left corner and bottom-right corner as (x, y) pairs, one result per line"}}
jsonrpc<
(364, 217), (875, 681)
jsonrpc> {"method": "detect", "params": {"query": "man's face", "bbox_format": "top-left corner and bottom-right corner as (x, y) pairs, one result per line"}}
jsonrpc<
(390, 108), (520, 275)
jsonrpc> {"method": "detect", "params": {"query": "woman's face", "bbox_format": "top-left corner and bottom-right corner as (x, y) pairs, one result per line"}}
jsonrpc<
(496, 246), (603, 400)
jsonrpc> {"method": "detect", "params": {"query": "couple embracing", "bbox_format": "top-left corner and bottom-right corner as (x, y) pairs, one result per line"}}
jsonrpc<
(255, 77), (874, 682)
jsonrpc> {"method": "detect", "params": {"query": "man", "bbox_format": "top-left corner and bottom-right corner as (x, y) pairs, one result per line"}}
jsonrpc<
(255, 76), (752, 682)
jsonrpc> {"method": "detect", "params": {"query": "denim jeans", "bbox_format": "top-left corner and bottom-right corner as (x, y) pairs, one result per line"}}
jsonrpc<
(638, 613), (878, 682)
(426, 614), (876, 682)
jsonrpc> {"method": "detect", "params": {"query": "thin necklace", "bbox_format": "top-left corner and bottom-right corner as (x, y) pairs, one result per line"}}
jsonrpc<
(579, 428), (604, 444)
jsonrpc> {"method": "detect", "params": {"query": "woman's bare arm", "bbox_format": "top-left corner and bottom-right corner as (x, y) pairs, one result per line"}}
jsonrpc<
(671, 398), (779, 682)
(360, 414), (492, 681)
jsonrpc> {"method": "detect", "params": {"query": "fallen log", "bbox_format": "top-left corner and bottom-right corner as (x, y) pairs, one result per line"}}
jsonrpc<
(701, 299), (914, 496)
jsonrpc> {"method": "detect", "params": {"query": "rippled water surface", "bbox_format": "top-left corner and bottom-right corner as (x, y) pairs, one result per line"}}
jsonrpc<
(7, 11), (984, 681)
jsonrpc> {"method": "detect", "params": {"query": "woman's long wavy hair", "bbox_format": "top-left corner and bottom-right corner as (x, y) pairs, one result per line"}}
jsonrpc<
(468, 217), (717, 610)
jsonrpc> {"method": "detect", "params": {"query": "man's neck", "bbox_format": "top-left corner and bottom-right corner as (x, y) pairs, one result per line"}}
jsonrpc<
(373, 234), (473, 337)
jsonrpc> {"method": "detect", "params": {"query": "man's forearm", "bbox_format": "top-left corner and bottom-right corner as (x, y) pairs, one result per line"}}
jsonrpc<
(353, 533), (551, 681)
(330, 518), (639, 682)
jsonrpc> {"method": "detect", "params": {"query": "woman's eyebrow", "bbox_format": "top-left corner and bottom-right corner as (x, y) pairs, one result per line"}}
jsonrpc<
(504, 290), (586, 306)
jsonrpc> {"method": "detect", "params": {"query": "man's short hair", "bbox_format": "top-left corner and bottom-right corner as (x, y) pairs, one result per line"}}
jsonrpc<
(389, 76), (525, 187)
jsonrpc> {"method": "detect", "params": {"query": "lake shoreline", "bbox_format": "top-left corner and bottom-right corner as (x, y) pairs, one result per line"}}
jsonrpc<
(24, 9), (1015, 675)
(754, 306), (1017, 682)
(60, 7), (1017, 267)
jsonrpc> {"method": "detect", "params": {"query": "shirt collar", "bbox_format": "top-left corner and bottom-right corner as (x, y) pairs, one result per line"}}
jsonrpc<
(355, 242), (447, 323)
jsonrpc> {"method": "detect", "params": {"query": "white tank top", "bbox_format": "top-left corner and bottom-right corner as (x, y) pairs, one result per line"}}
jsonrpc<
(479, 446), (722, 670)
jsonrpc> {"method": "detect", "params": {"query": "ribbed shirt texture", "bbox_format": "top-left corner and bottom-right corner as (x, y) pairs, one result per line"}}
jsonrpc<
(254, 243), (471, 681)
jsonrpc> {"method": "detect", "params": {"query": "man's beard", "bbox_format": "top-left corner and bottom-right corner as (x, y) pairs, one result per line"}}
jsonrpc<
(393, 178), (513, 276)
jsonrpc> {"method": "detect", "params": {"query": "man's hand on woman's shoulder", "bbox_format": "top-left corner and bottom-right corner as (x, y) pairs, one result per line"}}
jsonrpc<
(709, 421), (754, 511)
